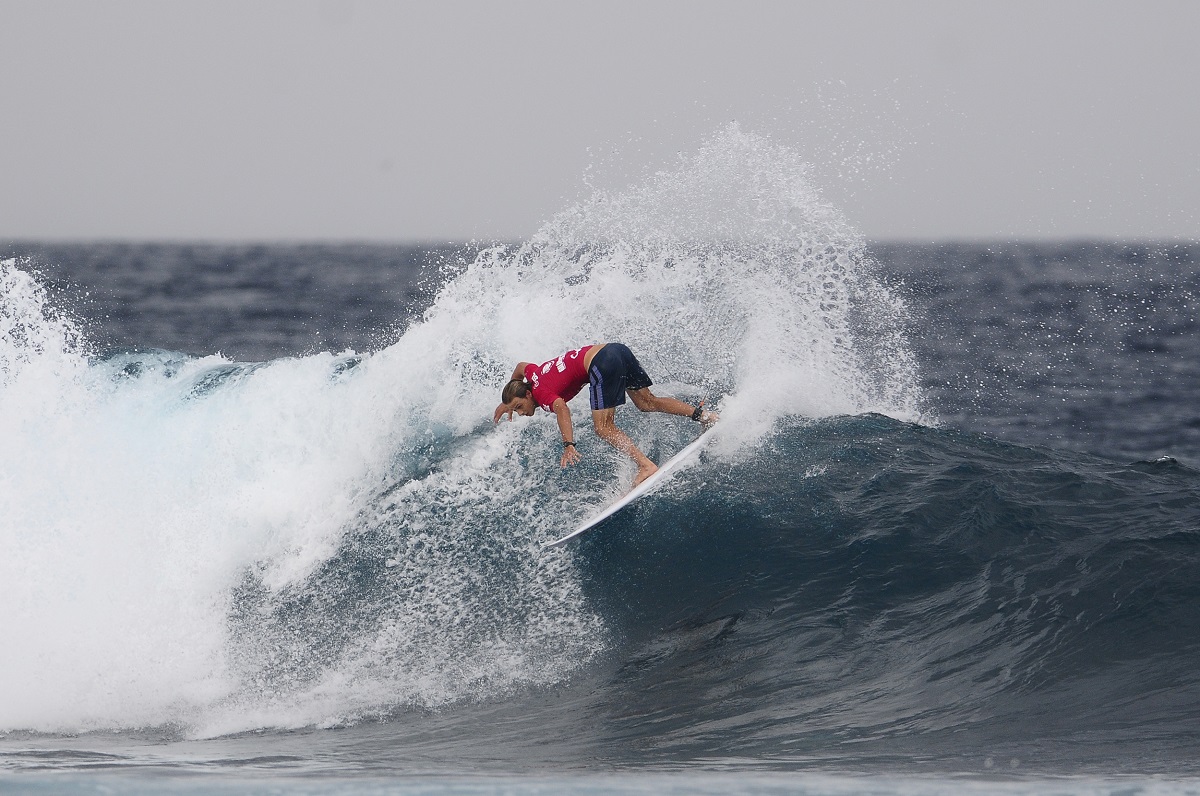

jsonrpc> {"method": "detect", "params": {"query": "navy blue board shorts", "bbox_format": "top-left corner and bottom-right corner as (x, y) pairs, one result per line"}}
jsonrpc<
(588, 343), (653, 410)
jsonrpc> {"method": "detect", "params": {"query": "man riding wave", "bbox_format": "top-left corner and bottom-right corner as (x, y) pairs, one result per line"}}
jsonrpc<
(493, 343), (718, 486)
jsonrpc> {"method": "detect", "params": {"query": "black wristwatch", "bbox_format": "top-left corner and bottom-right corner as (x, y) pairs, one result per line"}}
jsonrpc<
(563, 440), (575, 447)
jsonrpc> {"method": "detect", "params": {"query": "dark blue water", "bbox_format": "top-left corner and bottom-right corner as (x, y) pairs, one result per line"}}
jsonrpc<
(879, 241), (1200, 465)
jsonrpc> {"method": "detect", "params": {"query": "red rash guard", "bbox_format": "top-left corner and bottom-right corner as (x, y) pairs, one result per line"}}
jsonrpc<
(523, 346), (594, 412)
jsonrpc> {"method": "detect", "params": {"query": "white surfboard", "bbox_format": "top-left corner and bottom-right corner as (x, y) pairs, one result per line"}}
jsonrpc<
(542, 429), (714, 549)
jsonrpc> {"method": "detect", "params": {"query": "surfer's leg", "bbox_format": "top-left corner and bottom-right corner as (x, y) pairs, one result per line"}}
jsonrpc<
(592, 407), (658, 486)
(627, 387), (697, 417)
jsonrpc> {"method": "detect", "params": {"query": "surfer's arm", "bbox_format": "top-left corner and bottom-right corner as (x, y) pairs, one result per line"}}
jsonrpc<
(552, 398), (581, 467)
(510, 362), (531, 382)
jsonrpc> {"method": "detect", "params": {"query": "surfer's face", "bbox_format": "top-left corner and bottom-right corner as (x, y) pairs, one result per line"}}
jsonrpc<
(508, 396), (537, 417)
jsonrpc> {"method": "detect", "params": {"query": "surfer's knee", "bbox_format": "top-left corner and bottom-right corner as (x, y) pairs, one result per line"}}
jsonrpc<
(592, 408), (618, 434)
(629, 387), (656, 412)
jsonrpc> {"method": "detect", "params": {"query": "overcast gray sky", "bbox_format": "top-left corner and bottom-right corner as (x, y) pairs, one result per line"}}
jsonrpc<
(2, 0), (1197, 242)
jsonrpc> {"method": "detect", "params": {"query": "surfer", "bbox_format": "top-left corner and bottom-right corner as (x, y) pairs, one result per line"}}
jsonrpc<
(493, 343), (717, 486)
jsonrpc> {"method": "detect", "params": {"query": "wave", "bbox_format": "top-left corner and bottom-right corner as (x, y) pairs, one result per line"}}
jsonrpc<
(0, 125), (997, 743)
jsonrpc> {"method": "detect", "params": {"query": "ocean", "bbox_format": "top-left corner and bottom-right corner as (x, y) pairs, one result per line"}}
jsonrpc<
(2, 129), (1198, 794)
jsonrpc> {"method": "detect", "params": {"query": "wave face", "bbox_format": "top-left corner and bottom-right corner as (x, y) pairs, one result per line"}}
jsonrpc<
(564, 416), (1200, 768)
(3, 126), (1197, 777)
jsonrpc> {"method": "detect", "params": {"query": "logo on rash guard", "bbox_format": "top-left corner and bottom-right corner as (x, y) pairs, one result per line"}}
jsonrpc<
(557, 348), (583, 372)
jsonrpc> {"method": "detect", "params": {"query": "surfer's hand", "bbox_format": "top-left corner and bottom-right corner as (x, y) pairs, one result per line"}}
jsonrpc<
(560, 445), (581, 468)
(692, 399), (719, 429)
(493, 403), (513, 424)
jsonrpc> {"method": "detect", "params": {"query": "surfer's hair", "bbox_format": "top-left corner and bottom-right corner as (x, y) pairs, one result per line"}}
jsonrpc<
(502, 379), (531, 404)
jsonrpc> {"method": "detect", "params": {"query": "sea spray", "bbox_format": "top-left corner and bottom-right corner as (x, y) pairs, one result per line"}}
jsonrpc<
(445, 123), (924, 444)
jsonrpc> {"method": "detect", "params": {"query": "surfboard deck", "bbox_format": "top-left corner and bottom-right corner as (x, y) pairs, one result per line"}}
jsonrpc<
(542, 429), (713, 549)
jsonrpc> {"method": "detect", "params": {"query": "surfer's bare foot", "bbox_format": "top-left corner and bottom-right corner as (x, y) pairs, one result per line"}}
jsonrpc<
(633, 462), (658, 487)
